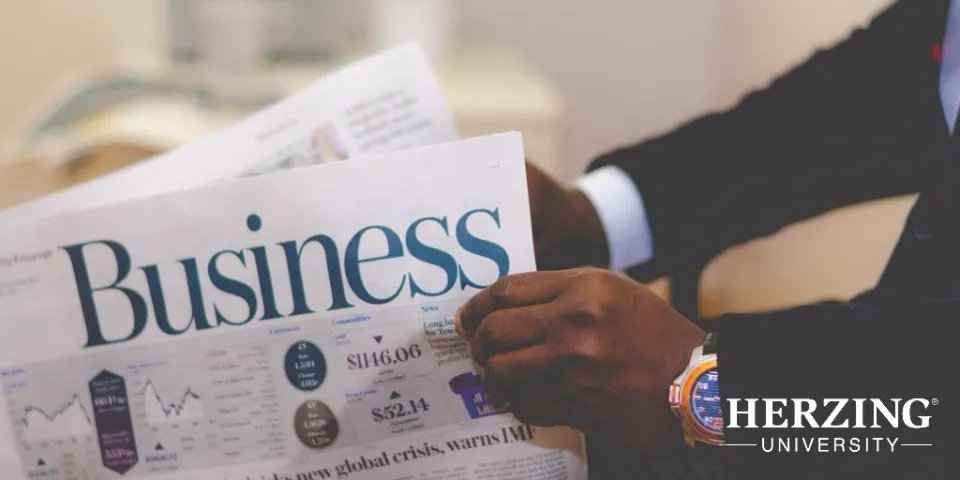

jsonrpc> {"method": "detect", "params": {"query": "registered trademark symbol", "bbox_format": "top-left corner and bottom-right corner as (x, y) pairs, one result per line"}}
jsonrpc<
(932, 398), (939, 405)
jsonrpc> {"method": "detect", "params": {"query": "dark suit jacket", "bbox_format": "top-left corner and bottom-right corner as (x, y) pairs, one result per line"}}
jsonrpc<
(586, 1), (959, 478)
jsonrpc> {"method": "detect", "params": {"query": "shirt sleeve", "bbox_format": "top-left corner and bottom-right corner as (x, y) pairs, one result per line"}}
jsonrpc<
(575, 165), (654, 271)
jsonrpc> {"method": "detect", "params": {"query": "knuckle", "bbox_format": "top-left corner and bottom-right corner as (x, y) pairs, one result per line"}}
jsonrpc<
(488, 278), (516, 307)
(586, 268), (616, 289)
(483, 356), (509, 382)
(576, 266), (607, 282)
(564, 271), (621, 324)
(571, 300), (606, 324)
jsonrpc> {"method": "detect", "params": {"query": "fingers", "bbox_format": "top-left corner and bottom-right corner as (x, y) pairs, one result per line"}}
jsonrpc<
(482, 345), (585, 429)
(471, 303), (562, 365)
(507, 386), (575, 427)
(482, 344), (556, 393)
(456, 271), (571, 339)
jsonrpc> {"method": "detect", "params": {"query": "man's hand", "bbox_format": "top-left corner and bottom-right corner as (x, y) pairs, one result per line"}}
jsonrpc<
(455, 268), (706, 451)
(526, 162), (609, 270)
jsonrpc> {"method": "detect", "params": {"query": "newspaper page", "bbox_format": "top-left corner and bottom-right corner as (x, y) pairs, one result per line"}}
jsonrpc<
(0, 43), (459, 223)
(0, 133), (588, 480)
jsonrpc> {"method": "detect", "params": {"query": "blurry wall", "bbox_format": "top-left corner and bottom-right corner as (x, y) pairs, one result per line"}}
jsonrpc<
(0, 0), (897, 171)
(0, 1), (119, 138)
(719, 0), (893, 101)
(456, 0), (727, 175)
(457, 0), (895, 176)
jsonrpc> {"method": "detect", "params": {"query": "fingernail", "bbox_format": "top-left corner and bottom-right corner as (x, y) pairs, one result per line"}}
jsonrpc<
(454, 307), (468, 339)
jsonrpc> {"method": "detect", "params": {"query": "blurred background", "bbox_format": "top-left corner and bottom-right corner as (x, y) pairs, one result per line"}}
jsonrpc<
(0, 0), (909, 316)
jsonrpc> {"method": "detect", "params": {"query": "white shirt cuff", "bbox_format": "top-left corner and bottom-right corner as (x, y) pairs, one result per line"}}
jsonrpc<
(575, 165), (654, 271)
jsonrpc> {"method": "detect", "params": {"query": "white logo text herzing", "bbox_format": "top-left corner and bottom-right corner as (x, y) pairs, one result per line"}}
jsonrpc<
(725, 398), (936, 453)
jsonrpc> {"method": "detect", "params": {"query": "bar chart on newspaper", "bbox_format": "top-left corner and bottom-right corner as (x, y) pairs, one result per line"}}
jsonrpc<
(3, 298), (515, 478)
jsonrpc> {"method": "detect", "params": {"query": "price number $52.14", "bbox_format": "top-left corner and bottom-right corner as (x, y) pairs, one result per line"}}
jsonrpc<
(347, 344), (423, 371)
(371, 397), (431, 423)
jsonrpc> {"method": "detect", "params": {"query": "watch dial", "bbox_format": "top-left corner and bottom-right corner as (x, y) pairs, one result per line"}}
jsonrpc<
(689, 367), (723, 434)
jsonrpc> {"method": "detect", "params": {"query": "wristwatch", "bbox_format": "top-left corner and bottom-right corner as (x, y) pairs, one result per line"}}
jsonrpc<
(668, 332), (724, 447)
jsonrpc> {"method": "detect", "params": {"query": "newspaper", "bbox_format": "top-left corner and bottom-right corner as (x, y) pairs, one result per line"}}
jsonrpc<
(0, 43), (459, 223)
(0, 133), (588, 480)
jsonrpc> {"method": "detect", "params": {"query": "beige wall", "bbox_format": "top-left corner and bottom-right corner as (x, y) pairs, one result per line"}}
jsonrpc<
(1, 0), (896, 171)
(458, 0), (895, 175)
(719, 0), (892, 99)
(457, 0), (727, 174)
(0, 1), (119, 137)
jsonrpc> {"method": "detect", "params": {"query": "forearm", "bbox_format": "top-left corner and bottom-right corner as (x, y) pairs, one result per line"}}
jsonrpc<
(584, 0), (935, 276)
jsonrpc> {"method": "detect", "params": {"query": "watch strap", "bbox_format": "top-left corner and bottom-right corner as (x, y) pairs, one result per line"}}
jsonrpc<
(689, 440), (725, 467)
(693, 441), (723, 450)
(702, 332), (717, 356)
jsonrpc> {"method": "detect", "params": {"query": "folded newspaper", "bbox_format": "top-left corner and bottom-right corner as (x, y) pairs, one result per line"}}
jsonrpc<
(0, 47), (588, 480)
(0, 43), (459, 223)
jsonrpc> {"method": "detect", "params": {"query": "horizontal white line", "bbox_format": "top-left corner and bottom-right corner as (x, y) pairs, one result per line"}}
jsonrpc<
(727, 443), (757, 447)
(901, 444), (932, 447)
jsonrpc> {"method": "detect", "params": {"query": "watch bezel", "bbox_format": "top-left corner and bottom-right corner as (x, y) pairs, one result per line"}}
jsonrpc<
(677, 356), (725, 446)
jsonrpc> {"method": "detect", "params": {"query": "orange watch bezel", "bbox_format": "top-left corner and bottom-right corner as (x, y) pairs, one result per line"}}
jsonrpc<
(677, 357), (725, 445)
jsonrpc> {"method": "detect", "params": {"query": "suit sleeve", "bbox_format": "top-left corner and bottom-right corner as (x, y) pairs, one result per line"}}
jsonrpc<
(589, 0), (946, 281)
(716, 299), (958, 477)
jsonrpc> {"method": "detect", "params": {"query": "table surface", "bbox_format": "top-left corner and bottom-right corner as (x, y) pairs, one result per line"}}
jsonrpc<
(0, 142), (160, 211)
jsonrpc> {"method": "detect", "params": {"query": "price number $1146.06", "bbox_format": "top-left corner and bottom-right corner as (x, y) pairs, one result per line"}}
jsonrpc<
(347, 344), (423, 371)
(372, 397), (431, 423)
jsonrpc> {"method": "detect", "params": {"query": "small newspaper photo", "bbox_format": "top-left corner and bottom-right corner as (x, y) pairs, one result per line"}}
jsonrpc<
(0, 133), (587, 480)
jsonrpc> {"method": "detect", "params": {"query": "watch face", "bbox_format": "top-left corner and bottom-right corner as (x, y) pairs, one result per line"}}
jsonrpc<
(689, 367), (723, 434)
